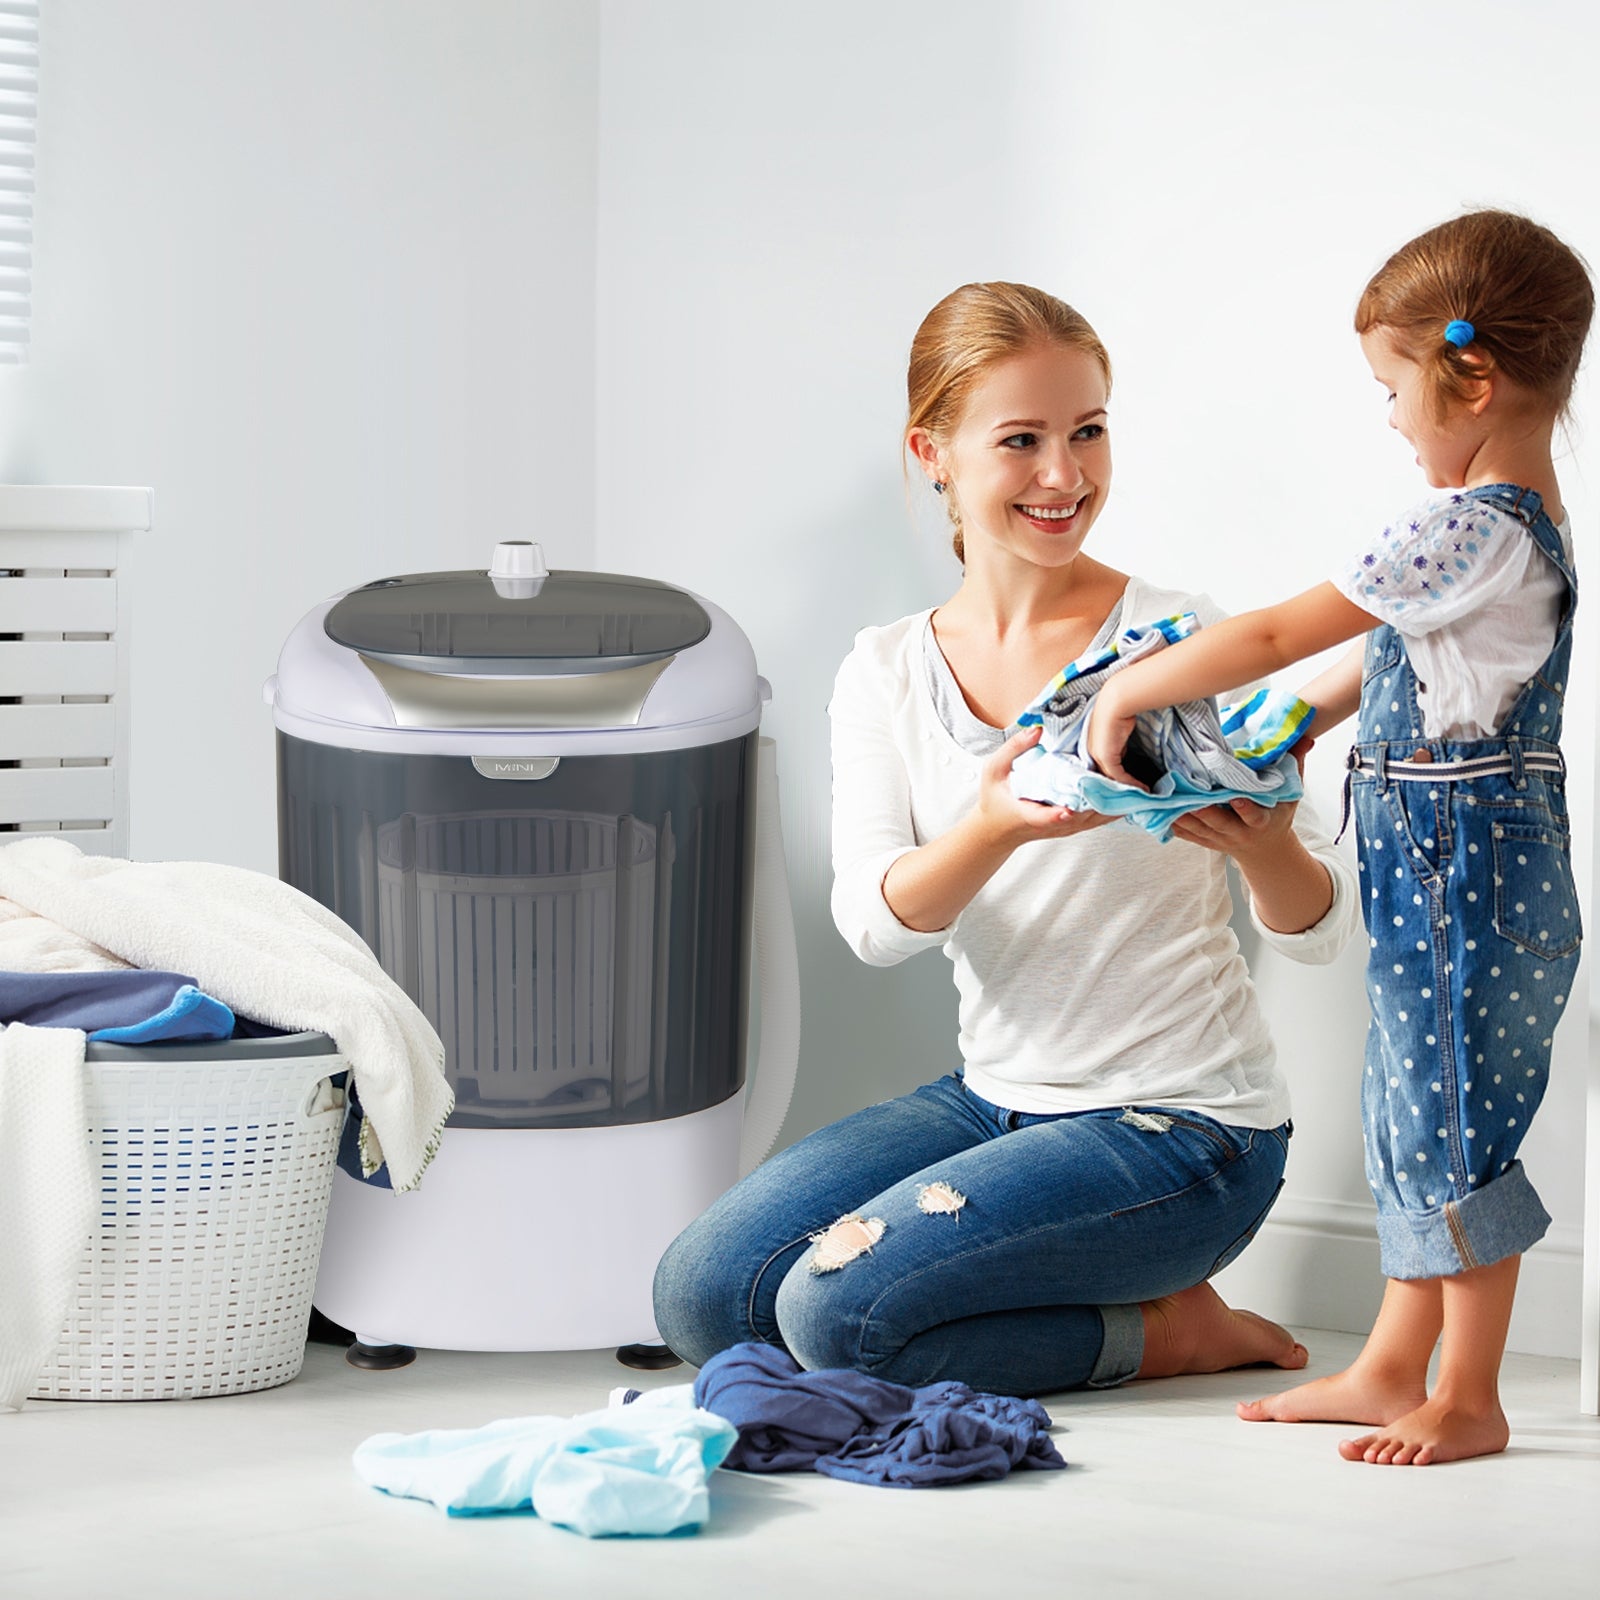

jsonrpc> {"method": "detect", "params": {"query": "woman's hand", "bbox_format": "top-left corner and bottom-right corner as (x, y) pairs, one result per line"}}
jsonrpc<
(881, 724), (1110, 933)
(1174, 739), (1333, 934)
(1169, 795), (1298, 860)
(1169, 737), (1313, 864)
(981, 724), (1114, 846)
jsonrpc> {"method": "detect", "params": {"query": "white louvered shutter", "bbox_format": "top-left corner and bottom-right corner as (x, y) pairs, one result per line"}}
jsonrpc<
(0, 487), (152, 857)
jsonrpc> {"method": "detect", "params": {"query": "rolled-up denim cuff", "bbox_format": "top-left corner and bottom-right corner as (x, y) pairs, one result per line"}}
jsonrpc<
(1087, 1302), (1144, 1388)
(1376, 1159), (1551, 1280)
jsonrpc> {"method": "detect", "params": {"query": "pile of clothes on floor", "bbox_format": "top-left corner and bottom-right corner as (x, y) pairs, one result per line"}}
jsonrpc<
(352, 1341), (1067, 1538)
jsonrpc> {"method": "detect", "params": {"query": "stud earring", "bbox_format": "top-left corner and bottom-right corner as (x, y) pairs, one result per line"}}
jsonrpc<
(933, 480), (947, 494)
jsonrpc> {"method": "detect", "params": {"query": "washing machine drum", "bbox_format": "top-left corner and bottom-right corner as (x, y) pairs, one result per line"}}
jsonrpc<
(270, 543), (764, 1132)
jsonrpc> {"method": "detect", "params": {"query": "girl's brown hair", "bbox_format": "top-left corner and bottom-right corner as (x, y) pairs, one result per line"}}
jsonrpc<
(906, 282), (1110, 563)
(1355, 209), (1594, 420)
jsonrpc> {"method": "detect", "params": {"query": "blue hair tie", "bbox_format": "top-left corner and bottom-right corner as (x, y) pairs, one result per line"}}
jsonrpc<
(1444, 319), (1476, 348)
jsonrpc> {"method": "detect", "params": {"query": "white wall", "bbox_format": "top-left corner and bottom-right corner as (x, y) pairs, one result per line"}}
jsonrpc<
(0, 0), (600, 871)
(596, 0), (1599, 1356)
(596, 0), (1034, 1141)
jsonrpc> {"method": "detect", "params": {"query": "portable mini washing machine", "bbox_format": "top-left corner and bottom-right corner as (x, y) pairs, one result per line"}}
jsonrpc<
(266, 541), (799, 1355)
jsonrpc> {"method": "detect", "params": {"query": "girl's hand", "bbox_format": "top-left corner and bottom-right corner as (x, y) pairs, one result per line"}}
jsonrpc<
(1084, 693), (1145, 790)
(982, 724), (1113, 845)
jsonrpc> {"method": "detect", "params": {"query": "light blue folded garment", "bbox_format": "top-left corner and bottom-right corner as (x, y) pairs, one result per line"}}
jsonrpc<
(89, 984), (235, 1043)
(1011, 612), (1314, 843)
(352, 1405), (738, 1537)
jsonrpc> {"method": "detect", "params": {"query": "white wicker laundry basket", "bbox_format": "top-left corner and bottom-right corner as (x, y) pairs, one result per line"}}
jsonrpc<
(30, 1032), (344, 1402)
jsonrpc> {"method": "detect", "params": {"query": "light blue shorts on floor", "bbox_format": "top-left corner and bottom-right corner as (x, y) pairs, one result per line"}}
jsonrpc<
(352, 1404), (737, 1537)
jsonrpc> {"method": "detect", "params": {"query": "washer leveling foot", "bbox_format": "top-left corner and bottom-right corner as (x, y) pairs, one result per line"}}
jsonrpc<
(346, 1339), (418, 1370)
(616, 1342), (683, 1371)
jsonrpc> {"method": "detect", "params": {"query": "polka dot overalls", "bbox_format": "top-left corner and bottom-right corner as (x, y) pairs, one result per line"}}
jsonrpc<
(1346, 484), (1578, 1280)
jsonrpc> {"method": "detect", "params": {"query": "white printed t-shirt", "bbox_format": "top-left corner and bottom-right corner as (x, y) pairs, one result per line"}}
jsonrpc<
(1333, 495), (1572, 740)
(828, 577), (1360, 1129)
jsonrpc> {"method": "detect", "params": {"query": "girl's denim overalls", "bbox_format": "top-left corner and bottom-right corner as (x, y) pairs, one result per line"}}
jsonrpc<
(1346, 484), (1578, 1279)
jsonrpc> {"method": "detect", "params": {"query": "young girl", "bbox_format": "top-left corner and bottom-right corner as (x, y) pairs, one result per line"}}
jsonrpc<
(1086, 210), (1594, 1465)
(653, 281), (1359, 1397)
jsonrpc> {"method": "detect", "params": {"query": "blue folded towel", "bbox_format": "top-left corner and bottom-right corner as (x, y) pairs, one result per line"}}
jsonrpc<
(0, 970), (236, 1043)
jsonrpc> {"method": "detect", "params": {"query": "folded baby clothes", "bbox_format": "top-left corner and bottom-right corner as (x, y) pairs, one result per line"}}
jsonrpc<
(689, 1342), (1065, 1486)
(1009, 612), (1313, 842)
(0, 970), (235, 1043)
(1218, 688), (1316, 770)
(352, 1405), (738, 1537)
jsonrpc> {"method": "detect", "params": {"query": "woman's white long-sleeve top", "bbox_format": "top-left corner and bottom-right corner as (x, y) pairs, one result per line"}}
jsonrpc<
(828, 578), (1360, 1129)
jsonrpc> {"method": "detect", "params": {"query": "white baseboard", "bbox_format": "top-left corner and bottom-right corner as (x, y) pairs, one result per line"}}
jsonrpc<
(1211, 1196), (1584, 1360)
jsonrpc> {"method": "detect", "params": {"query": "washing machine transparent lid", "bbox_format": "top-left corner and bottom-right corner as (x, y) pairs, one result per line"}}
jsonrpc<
(324, 546), (712, 676)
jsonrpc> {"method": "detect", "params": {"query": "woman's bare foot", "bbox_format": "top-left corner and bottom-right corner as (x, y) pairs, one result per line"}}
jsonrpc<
(1338, 1395), (1510, 1466)
(1137, 1282), (1308, 1380)
(1236, 1362), (1427, 1426)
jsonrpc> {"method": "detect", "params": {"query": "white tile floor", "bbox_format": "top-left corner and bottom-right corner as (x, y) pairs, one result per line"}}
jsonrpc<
(3, 1330), (1598, 1600)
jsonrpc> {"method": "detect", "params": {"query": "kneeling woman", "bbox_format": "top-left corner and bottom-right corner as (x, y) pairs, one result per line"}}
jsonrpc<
(654, 282), (1357, 1395)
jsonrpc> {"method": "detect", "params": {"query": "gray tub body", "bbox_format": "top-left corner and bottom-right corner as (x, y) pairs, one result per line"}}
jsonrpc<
(277, 730), (757, 1131)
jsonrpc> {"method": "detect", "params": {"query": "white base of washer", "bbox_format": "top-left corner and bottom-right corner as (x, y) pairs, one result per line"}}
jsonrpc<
(312, 1091), (745, 1351)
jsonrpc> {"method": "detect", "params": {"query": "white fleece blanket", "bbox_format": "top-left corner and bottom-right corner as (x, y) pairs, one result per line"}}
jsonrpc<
(0, 1022), (94, 1411)
(0, 893), (127, 971)
(0, 837), (452, 1191)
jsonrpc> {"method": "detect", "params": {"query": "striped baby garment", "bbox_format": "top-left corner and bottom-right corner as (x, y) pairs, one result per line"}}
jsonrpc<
(1009, 612), (1313, 842)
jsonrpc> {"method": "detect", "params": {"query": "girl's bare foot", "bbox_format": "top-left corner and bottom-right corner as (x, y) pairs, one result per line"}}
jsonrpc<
(1236, 1362), (1427, 1426)
(1137, 1282), (1309, 1380)
(1338, 1395), (1510, 1466)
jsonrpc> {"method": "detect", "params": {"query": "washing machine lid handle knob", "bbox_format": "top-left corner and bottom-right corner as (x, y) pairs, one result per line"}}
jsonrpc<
(488, 541), (549, 599)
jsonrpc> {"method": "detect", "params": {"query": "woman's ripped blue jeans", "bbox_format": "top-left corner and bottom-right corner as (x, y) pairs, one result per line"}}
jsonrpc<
(652, 1074), (1289, 1396)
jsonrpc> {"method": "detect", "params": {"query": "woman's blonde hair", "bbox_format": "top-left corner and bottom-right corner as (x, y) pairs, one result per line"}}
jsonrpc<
(1355, 210), (1593, 422)
(906, 282), (1111, 563)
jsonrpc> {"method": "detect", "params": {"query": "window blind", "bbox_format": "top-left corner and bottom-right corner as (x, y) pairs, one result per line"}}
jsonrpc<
(0, 1), (37, 364)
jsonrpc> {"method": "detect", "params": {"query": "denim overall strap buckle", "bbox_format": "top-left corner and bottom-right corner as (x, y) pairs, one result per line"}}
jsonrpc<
(1506, 737), (1527, 790)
